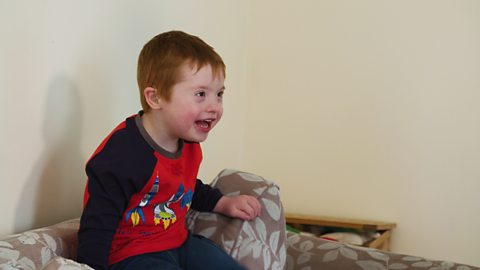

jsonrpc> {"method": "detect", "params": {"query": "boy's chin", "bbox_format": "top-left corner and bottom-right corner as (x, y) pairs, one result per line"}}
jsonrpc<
(182, 135), (208, 143)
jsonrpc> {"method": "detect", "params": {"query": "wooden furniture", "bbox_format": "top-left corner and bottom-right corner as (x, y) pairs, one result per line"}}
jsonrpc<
(286, 213), (396, 251)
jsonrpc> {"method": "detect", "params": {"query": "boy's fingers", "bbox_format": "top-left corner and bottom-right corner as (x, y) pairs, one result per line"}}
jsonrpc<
(243, 198), (260, 218)
(237, 208), (252, 220)
(242, 204), (254, 219)
(247, 197), (261, 217)
(230, 195), (261, 220)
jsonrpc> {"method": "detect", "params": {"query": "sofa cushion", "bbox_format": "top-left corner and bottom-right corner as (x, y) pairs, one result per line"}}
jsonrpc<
(41, 256), (93, 270)
(286, 231), (479, 270)
(187, 169), (287, 270)
(0, 219), (80, 269)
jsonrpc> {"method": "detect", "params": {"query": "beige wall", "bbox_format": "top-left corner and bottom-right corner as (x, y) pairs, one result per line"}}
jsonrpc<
(243, 0), (480, 266)
(0, 0), (249, 234)
(1, 0), (479, 267)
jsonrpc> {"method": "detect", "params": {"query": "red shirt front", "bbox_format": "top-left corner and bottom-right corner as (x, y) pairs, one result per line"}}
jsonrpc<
(109, 145), (201, 264)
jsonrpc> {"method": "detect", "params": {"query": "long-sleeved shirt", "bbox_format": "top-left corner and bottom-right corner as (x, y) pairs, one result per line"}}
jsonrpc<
(77, 113), (222, 270)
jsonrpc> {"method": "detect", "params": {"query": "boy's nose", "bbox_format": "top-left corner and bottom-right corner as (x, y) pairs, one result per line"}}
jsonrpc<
(205, 100), (222, 114)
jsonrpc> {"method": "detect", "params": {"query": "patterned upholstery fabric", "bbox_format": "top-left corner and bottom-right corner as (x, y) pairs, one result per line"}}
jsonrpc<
(186, 169), (287, 270)
(1, 169), (478, 270)
(42, 257), (92, 270)
(286, 232), (478, 270)
(0, 219), (91, 270)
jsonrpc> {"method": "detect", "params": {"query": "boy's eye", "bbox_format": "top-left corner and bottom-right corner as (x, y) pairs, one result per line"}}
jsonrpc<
(217, 91), (224, 98)
(195, 91), (206, 97)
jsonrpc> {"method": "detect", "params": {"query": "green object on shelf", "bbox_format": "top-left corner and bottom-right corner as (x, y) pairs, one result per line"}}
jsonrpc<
(286, 224), (300, 233)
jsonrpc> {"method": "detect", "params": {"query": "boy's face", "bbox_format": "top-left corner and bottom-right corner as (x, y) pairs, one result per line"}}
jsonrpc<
(158, 64), (225, 144)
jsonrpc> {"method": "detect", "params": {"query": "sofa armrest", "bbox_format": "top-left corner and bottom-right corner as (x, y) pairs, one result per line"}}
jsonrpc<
(187, 169), (287, 270)
(0, 219), (85, 269)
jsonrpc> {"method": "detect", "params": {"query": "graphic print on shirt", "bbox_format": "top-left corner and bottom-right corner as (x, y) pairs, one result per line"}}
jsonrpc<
(125, 175), (160, 226)
(125, 174), (194, 229)
(153, 184), (193, 229)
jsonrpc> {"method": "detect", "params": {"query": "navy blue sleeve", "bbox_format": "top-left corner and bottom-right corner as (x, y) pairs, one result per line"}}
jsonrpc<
(191, 179), (223, 212)
(77, 128), (155, 270)
(77, 162), (127, 270)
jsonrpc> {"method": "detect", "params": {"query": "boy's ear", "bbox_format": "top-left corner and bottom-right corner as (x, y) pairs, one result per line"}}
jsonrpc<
(144, 87), (162, 109)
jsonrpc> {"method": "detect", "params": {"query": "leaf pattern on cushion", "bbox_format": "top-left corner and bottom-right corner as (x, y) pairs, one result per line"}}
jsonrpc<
(1, 259), (34, 270)
(317, 241), (343, 250)
(253, 187), (268, 196)
(0, 248), (20, 261)
(218, 168), (238, 179)
(221, 234), (235, 254)
(402, 256), (423, 262)
(42, 235), (57, 253)
(267, 186), (279, 196)
(412, 261), (434, 268)
(278, 243), (287, 269)
(18, 233), (40, 245)
(41, 247), (53, 266)
(269, 231), (280, 252)
(225, 191), (241, 196)
(389, 262), (408, 269)
(0, 243), (13, 249)
(368, 250), (390, 262)
(261, 198), (281, 221)
(341, 246), (359, 260)
(357, 260), (387, 270)
(197, 227), (216, 239)
(41, 256), (93, 270)
(18, 257), (35, 269)
(0, 219), (81, 269)
(323, 250), (338, 262)
(237, 172), (265, 182)
(299, 240), (314, 252)
(298, 252), (312, 264)
(188, 169), (287, 270)
(287, 234), (301, 246)
(286, 231), (479, 270)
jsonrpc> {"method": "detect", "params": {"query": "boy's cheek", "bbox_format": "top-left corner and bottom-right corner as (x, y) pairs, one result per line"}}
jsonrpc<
(216, 112), (223, 125)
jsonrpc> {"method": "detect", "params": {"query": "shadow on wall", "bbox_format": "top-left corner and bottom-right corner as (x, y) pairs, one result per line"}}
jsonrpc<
(15, 75), (85, 232)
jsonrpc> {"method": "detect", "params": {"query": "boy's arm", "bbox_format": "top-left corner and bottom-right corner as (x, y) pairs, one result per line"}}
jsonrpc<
(191, 179), (223, 211)
(191, 179), (261, 221)
(77, 164), (131, 270)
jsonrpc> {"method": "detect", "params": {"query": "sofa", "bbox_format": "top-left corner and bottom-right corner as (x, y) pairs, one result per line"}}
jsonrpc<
(1, 169), (478, 270)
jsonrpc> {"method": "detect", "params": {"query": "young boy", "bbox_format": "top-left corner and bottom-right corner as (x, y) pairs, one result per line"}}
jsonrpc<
(77, 30), (261, 270)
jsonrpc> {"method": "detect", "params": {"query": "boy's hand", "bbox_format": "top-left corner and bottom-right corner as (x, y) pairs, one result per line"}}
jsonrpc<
(213, 195), (261, 221)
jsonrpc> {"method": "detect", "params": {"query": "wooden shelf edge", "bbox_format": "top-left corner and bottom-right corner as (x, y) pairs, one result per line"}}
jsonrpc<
(285, 213), (396, 231)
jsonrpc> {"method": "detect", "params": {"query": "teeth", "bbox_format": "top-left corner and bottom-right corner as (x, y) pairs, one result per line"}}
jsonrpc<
(196, 119), (214, 129)
(197, 120), (209, 128)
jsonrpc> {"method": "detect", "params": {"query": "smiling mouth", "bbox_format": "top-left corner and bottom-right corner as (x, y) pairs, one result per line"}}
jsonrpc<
(195, 119), (215, 129)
